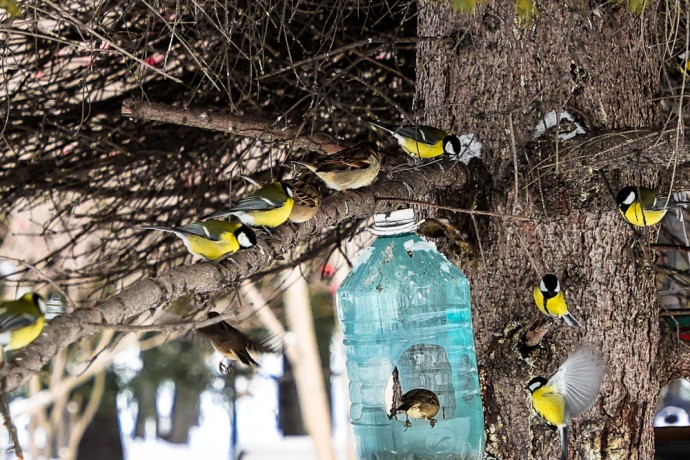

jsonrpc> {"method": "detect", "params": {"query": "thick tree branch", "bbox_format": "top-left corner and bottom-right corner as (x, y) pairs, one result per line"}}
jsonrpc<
(0, 161), (466, 392)
(121, 99), (342, 154)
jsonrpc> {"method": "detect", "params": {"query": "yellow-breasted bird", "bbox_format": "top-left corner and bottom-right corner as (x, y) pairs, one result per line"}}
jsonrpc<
(196, 312), (280, 373)
(293, 142), (381, 191)
(615, 186), (687, 227)
(391, 388), (440, 430)
(533, 274), (580, 327)
(284, 178), (321, 223)
(0, 292), (47, 362)
(142, 219), (256, 261)
(527, 348), (604, 460)
(368, 119), (461, 159)
(205, 181), (295, 228)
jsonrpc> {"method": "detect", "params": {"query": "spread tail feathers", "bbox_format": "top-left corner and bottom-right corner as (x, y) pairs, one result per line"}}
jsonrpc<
(563, 313), (581, 327)
(559, 425), (568, 460)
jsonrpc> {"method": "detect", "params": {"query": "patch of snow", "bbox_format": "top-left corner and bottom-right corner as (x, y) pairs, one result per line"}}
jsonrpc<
(403, 239), (437, 253)
(449, 134), (483, 164)
(532, 110), (586, 140)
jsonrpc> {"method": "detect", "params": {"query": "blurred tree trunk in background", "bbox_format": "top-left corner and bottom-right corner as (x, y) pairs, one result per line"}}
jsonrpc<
(77, 371), (123, 460)
(133, 379), (158, 438)
(163, 383), (201, 444)
(279, 356), (307, 435)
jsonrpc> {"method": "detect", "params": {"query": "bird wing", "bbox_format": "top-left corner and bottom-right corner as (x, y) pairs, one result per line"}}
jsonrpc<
(548, 348), (604, 418)
(0, 308), (39, 332)
(315, 144), (378, 173)
(368, 120), (447, 145)
(393, 125), (447, 145)
(230, 194), (286, 211)
(174, 222), (222, 241)
(246, 334), (282, 355)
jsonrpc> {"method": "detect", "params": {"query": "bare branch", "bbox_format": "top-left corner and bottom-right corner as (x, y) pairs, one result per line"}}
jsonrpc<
(121, 99), (342, 154)
(0, 393), (23, 459)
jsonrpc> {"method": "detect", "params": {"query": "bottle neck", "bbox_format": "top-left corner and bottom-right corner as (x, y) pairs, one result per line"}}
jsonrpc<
(370, 208), (419, 236)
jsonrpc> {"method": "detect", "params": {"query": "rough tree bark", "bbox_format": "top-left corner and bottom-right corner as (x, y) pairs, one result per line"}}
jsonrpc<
(415, 2), (688, 459)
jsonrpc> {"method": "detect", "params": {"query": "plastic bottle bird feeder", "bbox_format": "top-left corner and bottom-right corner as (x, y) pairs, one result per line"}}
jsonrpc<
(336, 209), (484, 459)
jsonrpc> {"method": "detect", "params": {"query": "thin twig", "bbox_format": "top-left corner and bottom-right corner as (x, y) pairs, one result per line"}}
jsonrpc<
(508, 114), (519, 200)
(650, 244), (690, 253)
(0, 392), (24, 459)
(258, 36), (438, 80)
(375, 196), (533, 220)
(0, 255), (77, 312)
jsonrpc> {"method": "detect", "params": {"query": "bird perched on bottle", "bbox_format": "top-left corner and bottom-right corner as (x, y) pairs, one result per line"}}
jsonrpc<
(368, 119), (462, 159)
(0, 292), (47, 363)
(390, 388), (440, 430)
(615, 186), (687, 227)
(533, 274), (580, 327)
(142, 219), (256, 261)
(284, 178), (321, 223)
(527, 348), (604, 460)
(196, 312), (280, 373)
(293, 142), (381, 191)
(204, 181), (295, 228)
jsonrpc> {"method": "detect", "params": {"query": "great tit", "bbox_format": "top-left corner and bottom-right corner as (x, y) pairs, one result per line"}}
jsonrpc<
(368, 119), (461, 159)
(0, 292), (47, 361)
(205, 181), (295, 228)
(196, 312), (280, 373)
(391, 388), (440, 430)
(533, 274), (580, 327)
(284, 179), (321, 223)
(143, 219), (256, 261)
(294, 142), (381, 191)
(615, 186), (683, 227)
(527, 348), (604, 460)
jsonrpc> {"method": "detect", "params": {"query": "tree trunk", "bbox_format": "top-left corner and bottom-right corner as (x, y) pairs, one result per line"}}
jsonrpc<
(77, 371), (124, 460)
(162, 383), (201, 444)
(417, 2), (669, 459)
(279, 356), (307, 435)
(134, 379), (158, 439)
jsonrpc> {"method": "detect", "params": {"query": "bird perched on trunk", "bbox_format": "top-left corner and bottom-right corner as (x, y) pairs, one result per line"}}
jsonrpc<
(196, 312), (280, 373)
(142, 220), (256, 261)
(527, 348), (604, 460)
(390, 388), (440, 430)
(0, 292), (47, 363)
(284, 178), (321, 223)
(293, 142), (381, 191)
(204, 181), (295, 229)
(533, 274), (580, 327)
(616, 186), (688, 227)
(367, 119), (461, 159)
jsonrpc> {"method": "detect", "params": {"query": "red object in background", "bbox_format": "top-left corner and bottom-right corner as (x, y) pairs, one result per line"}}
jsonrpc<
(320, 263), (336, 279)
(145, 53), (165, 67)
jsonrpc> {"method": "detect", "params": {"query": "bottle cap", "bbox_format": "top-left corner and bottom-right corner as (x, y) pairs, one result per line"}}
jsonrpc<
(370, 208), (420, 236)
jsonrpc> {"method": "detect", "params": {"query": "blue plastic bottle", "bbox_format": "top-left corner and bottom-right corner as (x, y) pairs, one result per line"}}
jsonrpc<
(336, 210), (484, 460)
